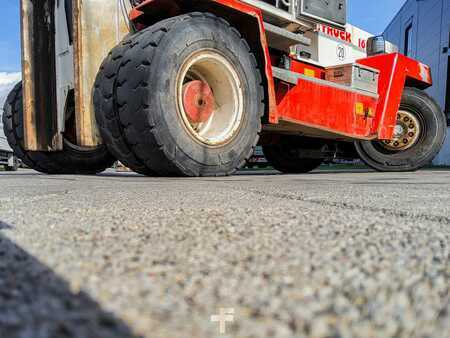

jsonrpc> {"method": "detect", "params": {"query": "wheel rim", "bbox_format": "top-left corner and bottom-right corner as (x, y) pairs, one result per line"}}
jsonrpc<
(176, 49), (244, 146)
(379, 110), (421, 151)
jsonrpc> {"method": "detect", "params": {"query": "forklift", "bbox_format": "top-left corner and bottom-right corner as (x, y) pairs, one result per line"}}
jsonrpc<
(3, 0), (446, 176)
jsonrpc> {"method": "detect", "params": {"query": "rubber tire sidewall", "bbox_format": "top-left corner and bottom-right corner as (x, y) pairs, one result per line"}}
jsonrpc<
(355, 87), (446, 172)
(55, 139), (116, 175)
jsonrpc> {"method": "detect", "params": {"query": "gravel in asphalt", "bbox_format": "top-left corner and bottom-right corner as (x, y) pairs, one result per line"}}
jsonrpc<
(0, 169), (449, 338)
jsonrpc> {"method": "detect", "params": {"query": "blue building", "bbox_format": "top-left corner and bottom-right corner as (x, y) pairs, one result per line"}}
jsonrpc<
(383, 0), (450, 164)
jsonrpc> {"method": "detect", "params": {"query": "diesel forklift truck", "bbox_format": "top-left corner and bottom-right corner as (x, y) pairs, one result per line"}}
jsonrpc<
(3, 0), (446, 176)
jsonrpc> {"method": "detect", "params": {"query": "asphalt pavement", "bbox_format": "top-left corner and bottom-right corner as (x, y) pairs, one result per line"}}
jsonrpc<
(0, 169), (449, 338)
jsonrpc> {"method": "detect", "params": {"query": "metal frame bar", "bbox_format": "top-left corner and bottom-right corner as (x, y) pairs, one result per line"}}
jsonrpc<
(272, 66), (379, 98)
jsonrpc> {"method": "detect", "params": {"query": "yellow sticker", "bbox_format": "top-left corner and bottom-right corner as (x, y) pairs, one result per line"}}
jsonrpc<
(304, 69), (316, 78)
(355, 102), (364, 116)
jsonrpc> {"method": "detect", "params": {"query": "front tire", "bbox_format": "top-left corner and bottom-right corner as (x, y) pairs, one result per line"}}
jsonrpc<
(93, 31), (155, 176)
(355, 87), (446, 172)
(2, 83), (115, 175)
(96, 13), (264, 177)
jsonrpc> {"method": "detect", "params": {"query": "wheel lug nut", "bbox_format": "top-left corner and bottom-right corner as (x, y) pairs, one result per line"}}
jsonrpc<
(403, 117), (410, 122)
(409, 124), (414, 129)
(394, 141), (399, 146)
(408, 132), (414, 137)
(403, 139), (408, 144)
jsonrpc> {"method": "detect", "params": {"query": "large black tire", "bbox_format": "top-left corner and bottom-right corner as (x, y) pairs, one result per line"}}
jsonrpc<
(262, 136), (324, 174)
(2, 83), (115, 175)
(94, 31), (155, 176)
(355, 87), (446, 172)
(95, 13), (264, 177)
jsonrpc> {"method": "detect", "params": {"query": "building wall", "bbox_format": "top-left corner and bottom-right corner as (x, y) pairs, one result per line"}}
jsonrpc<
(384, 0), (450, 164)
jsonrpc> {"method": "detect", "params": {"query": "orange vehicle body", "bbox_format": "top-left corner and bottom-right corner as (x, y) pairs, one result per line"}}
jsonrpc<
(130, 0), (433, 143)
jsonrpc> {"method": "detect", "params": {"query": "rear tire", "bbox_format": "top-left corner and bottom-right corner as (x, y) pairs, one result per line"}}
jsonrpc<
(96, 13), (264, 177)
(355, 87), (446, 172)
(2, 83), (115, 175)
(263, 136), (324, 174)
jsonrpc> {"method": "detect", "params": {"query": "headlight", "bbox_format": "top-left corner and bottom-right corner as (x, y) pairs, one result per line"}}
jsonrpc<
(366, 36), (399, 56)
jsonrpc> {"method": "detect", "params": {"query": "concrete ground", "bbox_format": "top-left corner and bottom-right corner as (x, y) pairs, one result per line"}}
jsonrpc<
(0, 169), (449, 338)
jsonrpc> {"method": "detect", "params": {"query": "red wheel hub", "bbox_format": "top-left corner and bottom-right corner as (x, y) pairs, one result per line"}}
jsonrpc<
(182, 80), (215, 123)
